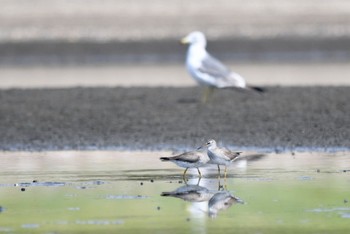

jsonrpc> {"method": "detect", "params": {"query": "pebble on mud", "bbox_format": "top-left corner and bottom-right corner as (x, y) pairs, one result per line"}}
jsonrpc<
(316, 169), (320, 173)
(21, 188), (26, 192)
(32, 180), (38, 183)
(157, 206), (161, 210)
(140, 182), (143, 186)
(150, 179), (154, 183)
(344, 199), (348, 204)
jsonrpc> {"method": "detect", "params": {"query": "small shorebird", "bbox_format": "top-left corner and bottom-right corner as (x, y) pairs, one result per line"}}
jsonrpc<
(181, 31), (264, 103)
(199, 139), (241, 178)
(160, 149), (210, 179)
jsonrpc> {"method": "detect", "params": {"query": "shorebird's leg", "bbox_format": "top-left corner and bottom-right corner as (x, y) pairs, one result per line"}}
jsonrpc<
(224, 166), (228, 178)
(197, 168), (202, 178)
(202, 87), (215, 103)
(217, 165), (221, 179)
(183, 168), (189, 180)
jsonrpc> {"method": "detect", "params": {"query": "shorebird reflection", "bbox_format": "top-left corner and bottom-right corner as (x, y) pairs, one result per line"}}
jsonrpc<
(161, 181), (244, 218)
(161, 184), (214, 202)
(208, 191), (244, 218)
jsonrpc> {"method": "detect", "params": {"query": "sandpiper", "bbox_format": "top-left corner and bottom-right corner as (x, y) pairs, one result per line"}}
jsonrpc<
(181, 31), (264, 103)
(199, 139), (241, 178)
(160, 149), (210, 179)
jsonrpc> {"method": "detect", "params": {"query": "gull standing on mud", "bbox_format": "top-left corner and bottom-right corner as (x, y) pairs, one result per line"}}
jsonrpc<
(181, 31), (264, 103)
(160, 149), (210, 179)
(199, 139), (241, 178)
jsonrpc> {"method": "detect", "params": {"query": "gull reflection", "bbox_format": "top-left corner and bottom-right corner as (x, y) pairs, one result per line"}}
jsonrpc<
(161, 179), (244, 218)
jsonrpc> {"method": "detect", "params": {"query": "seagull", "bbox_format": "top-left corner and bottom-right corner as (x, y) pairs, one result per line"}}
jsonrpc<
(181, 31), (264, 103)
(160, 149), (210, 179)
(198, 139), (241, 178)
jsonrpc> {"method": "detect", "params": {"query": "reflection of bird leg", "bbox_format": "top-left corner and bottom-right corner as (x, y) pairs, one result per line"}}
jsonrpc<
(195, 177), (201, 186)
(224, 166), (228, 178)
(183, 168), (189, 181)
(202, 87), (215, 103)
(197, 168), (202, 178)
(217, 165), (221, 179)
(218, 178), (228, 191)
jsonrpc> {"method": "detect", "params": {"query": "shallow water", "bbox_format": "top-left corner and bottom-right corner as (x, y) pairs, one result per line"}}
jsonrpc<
(0, 151), (349, 233)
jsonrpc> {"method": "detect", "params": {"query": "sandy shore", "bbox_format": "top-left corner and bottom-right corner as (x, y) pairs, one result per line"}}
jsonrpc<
(1, 87), (349, 152)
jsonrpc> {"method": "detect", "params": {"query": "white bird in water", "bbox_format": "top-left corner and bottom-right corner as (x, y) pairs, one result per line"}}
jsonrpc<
(199, 139), (241, 178)
(181, 31), (264, 103)
(160, 149), (210, 179)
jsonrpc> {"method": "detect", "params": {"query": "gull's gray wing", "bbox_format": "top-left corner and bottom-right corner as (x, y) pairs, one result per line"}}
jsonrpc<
(198, 54), (231, 79)
(198, 54), (243, 88)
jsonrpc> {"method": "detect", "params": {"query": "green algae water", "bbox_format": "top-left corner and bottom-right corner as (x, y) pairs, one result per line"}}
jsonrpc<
(0, 151), (349, 233)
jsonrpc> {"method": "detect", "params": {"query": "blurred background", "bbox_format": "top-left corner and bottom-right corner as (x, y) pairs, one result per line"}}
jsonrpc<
(1, 0), (350, 88)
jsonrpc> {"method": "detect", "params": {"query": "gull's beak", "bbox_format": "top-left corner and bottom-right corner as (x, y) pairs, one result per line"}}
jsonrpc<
(180, 37), (189, 44)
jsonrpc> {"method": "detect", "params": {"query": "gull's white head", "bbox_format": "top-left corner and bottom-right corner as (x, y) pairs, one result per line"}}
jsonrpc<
(181, 31), (207, 47)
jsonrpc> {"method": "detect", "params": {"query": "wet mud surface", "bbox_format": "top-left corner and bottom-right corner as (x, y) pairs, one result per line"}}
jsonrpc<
(0, 86), (349, 151)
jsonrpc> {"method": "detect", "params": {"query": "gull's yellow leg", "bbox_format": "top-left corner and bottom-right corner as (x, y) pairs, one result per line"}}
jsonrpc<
(202, 87), (215, 103)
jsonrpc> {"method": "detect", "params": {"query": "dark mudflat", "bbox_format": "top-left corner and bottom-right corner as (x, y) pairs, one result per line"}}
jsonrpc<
(0, 86), (349, 151)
